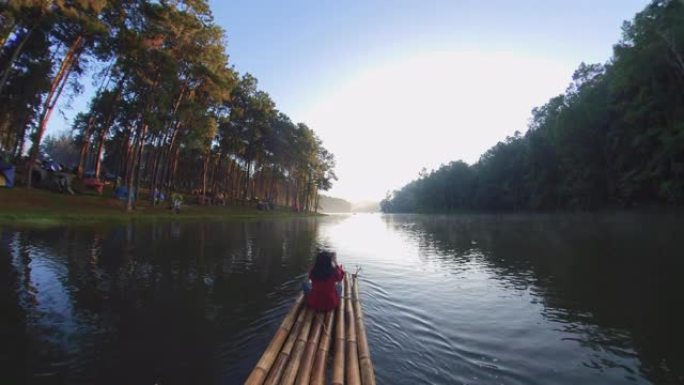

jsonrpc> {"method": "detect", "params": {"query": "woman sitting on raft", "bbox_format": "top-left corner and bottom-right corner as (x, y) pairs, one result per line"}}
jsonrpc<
(302, 250), (345, 312)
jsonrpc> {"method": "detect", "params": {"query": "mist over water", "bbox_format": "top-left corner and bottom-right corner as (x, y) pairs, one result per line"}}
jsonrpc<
(1, 212), (682, 384)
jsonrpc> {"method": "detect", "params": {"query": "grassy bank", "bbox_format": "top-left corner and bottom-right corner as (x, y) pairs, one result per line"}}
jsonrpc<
(0, 188), (319, 226)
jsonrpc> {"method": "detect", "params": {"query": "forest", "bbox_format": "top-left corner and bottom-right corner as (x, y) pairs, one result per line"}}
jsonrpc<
(382, 0), (684, 213)
(0, 0), (336, 212)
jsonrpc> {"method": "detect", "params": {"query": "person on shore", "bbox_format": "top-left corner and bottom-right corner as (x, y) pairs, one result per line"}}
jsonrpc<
(302, 250), (345, 312)
(171, 192), (183, 214)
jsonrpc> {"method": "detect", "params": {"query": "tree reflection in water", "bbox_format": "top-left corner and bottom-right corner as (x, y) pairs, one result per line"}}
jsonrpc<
(1, 213), (682, 384)
(382, 212), (684, 384)
(0, 219), (321, 384)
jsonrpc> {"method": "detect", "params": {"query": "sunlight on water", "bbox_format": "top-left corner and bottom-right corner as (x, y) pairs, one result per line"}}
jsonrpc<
(1, 213), (683, 384)
(318, 214), (649, 384)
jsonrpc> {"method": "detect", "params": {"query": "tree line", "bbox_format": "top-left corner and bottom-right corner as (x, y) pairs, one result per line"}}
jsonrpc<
(0, 0), (336, 212)
(382, 0), (684, 213)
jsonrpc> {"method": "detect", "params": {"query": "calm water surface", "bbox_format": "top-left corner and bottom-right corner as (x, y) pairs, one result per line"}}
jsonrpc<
(1, 213), (683, 384)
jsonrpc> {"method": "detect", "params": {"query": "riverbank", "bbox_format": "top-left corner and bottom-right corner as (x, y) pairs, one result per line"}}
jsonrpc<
(0, 188), (320, 226)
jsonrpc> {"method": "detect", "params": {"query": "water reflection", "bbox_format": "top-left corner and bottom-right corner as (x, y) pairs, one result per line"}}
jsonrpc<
(1, 219), (323, 384)
(1, 213), (683, 385)
(378, 213), (684, 384)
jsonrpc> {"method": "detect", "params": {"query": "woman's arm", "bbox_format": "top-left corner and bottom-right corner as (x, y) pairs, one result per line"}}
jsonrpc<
(335, 264), (345, 281)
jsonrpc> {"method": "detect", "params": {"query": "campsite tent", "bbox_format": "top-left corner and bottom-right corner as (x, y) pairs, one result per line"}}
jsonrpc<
(0, 160), (15, 188)
(114, 186), (135, 200)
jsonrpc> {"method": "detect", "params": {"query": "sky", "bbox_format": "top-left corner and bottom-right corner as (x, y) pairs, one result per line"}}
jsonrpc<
(50, 0), (651, 203)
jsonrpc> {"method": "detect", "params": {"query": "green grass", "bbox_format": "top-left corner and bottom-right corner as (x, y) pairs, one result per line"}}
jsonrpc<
(0, 187), (320, 226)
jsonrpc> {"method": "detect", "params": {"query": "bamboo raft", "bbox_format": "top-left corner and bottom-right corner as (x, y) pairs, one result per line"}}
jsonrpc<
(245, 274), (375, 385)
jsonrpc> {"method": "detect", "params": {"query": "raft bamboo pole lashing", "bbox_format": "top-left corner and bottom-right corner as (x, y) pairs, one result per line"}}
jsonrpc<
(245, 272), (375, 385)
(353, 275), (376, 385)
(295, 312), (324, 385)
(245, 294), (304, 385)
(280, 308), (314, 385)
(332, 277), (346, 385)
(310, 312), (333, 385)
(345, 275), (362, 385)
(263, 304), (309, 385)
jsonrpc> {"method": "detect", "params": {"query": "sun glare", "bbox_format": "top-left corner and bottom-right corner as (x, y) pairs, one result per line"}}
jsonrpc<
(302, 51), (574, 202)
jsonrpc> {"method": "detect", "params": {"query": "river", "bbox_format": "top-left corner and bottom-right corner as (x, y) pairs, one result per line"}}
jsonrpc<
(1, 212), (682, 384)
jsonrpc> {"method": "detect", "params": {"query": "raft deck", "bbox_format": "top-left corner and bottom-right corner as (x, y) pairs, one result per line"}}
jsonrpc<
(245, 274), (376, 385)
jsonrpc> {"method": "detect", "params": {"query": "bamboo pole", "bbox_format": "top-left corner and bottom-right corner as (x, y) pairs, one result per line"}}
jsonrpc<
(310, 311), (334, 385)
(280, 308), (315, 385)
(263, 304), (309, 385)
(353, 276), (376, 385)
(345, 275), (362, 385)
(332, 278), (346, 385)
(245, 294), (304, 385)
(295, 312), (324, 385)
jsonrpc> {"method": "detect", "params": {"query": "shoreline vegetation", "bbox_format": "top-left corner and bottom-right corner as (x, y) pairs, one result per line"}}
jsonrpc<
(0, 188), (322, 226)
(382, 1), (684, 214)
(0, 0), (336, 216)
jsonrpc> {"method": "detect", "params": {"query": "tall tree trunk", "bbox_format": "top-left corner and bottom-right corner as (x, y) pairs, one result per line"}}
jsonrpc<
(93, 128), (107, 179)
(1, 120), (12, 150)
(172, 147), (180, 191)
(150, 82), (186, 200)
(12, 112), (31, 161)
(231, 160), (239, 199)
(79, 76), (120, 178)
(149, 136), (163, 206)
(234, 167), (242, 201)
(304, 177), (310, 212)
(243, 160), (252, 199)
(159, 145), (171, 198)
(306, 174), (313, 212)
(160, 121), (181, 194)
(77, 114), (96, 178)
(226, 158), (236, 199)
(314, 189), (320, 213)
(221, 158), (229, 196)
(134, 127), (147, 207)
(202, 152), (209, 196)
(285, 180), (290, 209)
(26, 35), (84, 187)
(120, 128), (132, 183)
(166, 146), (180, 193)
(125, 130), (140, 212)
(268, 169), (274, 200)
(211, 153), (222, 194)
(127, 124), (146, 212)
(257, 167), (266, 199)
(161, 144), (175, 196)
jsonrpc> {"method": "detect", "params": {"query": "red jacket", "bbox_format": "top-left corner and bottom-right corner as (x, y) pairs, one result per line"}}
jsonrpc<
(307, 266), (345, 312)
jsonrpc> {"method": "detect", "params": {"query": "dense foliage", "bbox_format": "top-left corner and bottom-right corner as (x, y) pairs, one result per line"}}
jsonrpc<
(0, 0), (335, 212)
(382, 0), (684, 213)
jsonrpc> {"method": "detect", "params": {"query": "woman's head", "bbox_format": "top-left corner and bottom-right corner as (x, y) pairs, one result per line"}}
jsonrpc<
(310, 250), (336, 280)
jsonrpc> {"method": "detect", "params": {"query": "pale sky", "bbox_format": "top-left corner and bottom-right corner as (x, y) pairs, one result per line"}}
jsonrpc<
(50, 0), (651, 203)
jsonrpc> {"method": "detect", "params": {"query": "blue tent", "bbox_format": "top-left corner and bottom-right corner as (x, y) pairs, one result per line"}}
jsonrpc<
(0, 160), (15, 188)
(114, 186), (136, 200)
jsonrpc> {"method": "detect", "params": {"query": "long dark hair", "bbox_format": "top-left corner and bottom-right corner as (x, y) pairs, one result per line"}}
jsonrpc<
(310, 250), (336, 280)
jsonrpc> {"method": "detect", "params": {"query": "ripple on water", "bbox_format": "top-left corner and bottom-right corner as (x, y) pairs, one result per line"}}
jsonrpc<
(2, 213), (681, 384)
